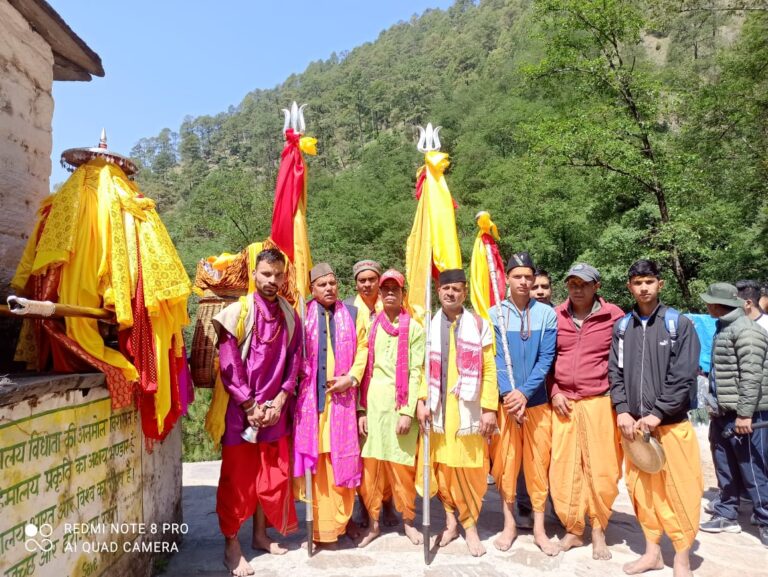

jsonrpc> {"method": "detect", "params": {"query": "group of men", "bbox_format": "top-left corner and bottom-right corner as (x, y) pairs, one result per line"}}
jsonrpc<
(211, 247), (768, 577)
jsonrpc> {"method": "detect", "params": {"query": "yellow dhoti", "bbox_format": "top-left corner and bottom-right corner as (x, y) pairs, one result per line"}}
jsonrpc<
(360, 458), (416, 522)
(295, 454), (355, 543)
(435, 462), (488, 529)
(625, 421), (702, 552)
(490, 406), (523, 502)
(521, 403), (552, 512)
(550, 395), (622, 535)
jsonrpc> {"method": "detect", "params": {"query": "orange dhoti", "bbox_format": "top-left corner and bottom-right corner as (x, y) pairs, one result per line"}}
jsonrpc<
(217, 437), (297, 538)
(521, 403), (552, 512)
(490, 405), (523, 502)
(295, 453), (356, 543)
(625, 420), (703, 552)
(435, 463), (487, 529)
(359, 458), (416, 522)
(550, 395), (622, 535)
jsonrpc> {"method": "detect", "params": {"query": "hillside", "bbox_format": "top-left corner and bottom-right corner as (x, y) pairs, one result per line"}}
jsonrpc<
(123, 0), (768, 461)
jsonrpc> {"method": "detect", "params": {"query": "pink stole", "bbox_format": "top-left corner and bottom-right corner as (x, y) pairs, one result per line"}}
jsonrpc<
(361, 310), (410, 410)
(293, 300), (361, 488)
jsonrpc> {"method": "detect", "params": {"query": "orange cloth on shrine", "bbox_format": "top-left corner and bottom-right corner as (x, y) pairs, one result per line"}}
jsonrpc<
(625, 421), (703, 552)
(550, 395), (623, 535)
(359, 458), (417, 522)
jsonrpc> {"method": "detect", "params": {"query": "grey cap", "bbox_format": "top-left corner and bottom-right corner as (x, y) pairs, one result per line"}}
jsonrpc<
(310, 262), (335, 283)
(700, 282), (745, 308)
(566, 263), (600, 283)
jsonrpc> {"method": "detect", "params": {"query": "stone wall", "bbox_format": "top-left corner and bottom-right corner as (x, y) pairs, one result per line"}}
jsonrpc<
(0, 374), (183, 577)
(0, 0), (55, 369)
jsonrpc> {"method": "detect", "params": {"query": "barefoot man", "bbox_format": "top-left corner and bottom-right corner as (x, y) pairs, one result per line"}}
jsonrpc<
(548, 264), (624, 559)
(344, 259), (400, 529)
(294, 263), (368, 547)
(357, 269), (424, 547)
(609, 259), (702, 577)
(417, 268), (498, 557)
(213, 248), (301, 576)
(489, 252), (559, 556)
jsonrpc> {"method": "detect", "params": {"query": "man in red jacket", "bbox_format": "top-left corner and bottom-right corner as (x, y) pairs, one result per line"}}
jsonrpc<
(548, 263), (624, 560)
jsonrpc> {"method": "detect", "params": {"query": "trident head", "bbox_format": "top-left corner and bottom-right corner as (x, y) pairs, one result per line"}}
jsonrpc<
(417, 123), (441, 153)
(282, 102), (307, 134)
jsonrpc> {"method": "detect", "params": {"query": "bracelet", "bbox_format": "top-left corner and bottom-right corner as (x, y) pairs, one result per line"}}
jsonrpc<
(242, 400), (256, 412)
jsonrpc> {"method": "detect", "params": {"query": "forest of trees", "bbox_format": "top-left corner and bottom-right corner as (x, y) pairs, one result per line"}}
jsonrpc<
(125, 0), (768, 460)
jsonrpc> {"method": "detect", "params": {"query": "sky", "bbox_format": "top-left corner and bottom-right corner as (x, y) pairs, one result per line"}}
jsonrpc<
(49, 0), (455, 185)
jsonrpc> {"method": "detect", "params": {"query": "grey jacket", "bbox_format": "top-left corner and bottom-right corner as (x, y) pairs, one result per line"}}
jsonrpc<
(710, 307), (768, 417)
(609, 304), (701, 424)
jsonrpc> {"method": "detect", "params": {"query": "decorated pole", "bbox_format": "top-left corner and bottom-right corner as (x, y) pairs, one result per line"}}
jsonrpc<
(271, 101), (316, 557)
(417, 126), (436, 565)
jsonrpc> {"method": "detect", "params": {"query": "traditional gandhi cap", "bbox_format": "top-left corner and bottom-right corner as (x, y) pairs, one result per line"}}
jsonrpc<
(700, 282), (744, 308)
(379, 269), (405, 288)
(506, 251), (535, 274)
(566, 263), (601, 283)
(352, 259), (382, 279)
(438, 269), (466, 285)
(310, 262), (335, 283)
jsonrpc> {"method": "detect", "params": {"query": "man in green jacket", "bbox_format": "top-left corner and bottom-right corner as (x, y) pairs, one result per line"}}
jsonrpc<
(699, 282), (768, 548)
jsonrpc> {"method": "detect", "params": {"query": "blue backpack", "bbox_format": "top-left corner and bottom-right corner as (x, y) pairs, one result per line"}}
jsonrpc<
(616, 308), (679, 369)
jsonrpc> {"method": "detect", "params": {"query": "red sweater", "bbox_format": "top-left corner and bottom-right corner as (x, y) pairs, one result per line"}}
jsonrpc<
(550, 297), (624, 400)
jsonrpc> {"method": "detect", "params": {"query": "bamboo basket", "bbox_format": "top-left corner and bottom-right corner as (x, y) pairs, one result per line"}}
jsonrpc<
(190, 294), (238, 388)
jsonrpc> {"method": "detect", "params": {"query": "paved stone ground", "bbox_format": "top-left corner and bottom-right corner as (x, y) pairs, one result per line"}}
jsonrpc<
(162, 426), (766, 577)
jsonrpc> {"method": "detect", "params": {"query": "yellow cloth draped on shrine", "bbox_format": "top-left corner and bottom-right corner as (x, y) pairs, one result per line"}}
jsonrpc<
(294, 136), (316, 299)
(12, 159), (190, 432)
(405, 150), (462, 324)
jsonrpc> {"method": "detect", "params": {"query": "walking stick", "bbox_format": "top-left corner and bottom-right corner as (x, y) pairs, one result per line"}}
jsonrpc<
(298, 295), (314, 557)
(722, 421), (768, 439)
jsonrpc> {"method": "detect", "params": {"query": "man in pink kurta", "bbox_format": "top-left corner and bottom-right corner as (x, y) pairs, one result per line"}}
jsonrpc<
(213, 248), (300, 577)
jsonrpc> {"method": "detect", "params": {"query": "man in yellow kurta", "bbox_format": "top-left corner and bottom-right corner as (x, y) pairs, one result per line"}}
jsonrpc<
(416, 269), (499, 557)
(293, 263), (368, 546)
(343, 259), (384, 326)
(356, 269), (424, 547)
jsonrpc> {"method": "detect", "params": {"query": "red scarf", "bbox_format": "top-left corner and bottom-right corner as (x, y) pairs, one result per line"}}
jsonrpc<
(361, 309), (411, 409)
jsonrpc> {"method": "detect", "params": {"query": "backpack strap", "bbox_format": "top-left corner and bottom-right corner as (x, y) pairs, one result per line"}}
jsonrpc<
(618, 313), (633, 339)
(665, 308), (680, 343)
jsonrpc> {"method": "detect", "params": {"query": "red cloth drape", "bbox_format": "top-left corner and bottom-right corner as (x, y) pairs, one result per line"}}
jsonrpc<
(481, 233), (506, 305)
(270, 128), (305, 262)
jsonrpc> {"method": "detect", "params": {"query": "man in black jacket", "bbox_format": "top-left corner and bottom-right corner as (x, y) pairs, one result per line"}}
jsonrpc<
(608, 260), (702, 577)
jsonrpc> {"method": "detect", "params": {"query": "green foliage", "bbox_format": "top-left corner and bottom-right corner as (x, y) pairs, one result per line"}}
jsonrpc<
(126, 0), (767, 460)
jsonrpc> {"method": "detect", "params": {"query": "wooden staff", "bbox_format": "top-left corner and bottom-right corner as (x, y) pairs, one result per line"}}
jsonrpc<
(2, 296), (115, 322)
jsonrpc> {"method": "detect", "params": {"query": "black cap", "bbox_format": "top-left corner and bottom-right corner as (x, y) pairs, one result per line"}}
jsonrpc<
(438, 269), (466, 285)
(506, 251), (535, 273)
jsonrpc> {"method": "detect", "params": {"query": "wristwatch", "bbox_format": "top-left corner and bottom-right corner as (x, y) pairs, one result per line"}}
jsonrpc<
(350, 376), (359, 388)
(263, 400), (275, 409)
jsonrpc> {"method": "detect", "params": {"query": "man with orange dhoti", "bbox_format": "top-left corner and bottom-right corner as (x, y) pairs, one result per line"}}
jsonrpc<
(609, 259), (702, 577)
(212, 249), (300, 577)
(294, 263), (368, 546)
(417, 269), (498, 557)
(548, 264), (624, 559)
(489, 252), (559, 556)
(356, 269), (424, 547)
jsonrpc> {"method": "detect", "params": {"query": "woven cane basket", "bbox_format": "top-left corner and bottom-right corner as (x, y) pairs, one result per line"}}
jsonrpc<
(190, 294), (238, 388)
